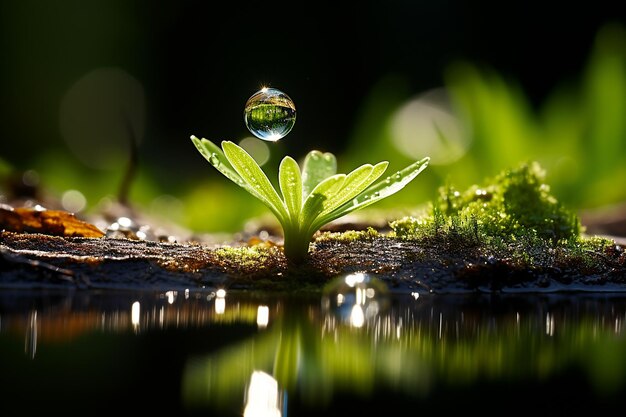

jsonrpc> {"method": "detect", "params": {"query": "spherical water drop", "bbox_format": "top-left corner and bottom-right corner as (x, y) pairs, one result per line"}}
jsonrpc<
(321, 273), (389, 327)
(244, 87), (296, 142)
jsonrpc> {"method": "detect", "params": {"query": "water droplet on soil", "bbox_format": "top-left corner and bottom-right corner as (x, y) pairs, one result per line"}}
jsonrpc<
(321, 272), (389, 327)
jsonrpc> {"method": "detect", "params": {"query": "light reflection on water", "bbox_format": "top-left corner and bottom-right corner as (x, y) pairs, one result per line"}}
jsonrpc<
(1, 286), (626, 415)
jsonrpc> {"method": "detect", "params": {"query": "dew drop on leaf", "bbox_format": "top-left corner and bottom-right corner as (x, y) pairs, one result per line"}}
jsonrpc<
(209, 153), (220, 167)
(244, 87), (296, 142)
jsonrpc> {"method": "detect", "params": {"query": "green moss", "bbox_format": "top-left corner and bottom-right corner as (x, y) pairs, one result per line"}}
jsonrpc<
(314, 227), (380, 243)
(214, 245), (281, 269)
(390, 161), (583, 245)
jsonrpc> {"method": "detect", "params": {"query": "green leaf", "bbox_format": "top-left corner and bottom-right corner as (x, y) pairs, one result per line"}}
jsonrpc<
(358, 156), (430, 203)
(301, 151), (337, 199)
(191, 136), (245, 186)
(279, 156), (303, 222)
(318, 157), (430, 226)
(300, 174), (346, 226)
(221, 141), (288, 222)
(319, 161), (388, 217)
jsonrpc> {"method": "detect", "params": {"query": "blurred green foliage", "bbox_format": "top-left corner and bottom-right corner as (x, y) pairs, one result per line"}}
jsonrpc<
(344, 22), (626, 214)
(447, 23), (626, 209)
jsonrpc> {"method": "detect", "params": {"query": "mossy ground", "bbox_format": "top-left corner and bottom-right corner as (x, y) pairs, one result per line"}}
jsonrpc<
(1, 162), (624, 292)
(390, 162), (582, 244)
(386, 161), (622, 268)
(215, 161), (625, 291)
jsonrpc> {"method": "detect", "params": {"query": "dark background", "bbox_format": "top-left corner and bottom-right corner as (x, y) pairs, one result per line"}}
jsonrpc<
(0, 0), (624, 228)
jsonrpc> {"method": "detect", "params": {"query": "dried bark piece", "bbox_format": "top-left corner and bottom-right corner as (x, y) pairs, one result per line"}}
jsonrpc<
(0, 205), (104, 238)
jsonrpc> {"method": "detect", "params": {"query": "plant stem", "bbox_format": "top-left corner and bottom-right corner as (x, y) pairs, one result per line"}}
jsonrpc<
(282, 225), (313, 263)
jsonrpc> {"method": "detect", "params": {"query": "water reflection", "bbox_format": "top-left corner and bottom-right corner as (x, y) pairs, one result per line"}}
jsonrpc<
(257, 306), (270, 328)
(322, 272), (390, 328)
(182, 291), (626, 414)
(0, 288), (263, 357)
(244, 371), (284, 417)
(215, 289), (226, 314)
(1, 288), (626, 415)
(25, 310), (37, 359)
(131, 301), (140, 331)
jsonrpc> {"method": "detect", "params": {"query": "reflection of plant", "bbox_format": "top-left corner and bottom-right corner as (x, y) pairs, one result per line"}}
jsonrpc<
(182, 301), (626, 413)
(191, 136), (429, 262)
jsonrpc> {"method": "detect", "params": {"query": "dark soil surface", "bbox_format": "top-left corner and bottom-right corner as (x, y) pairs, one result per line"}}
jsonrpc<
(2, 230), (625, 294)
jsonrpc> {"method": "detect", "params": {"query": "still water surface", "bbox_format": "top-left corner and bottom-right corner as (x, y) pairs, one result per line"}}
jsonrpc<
(1, 279), (626, 416)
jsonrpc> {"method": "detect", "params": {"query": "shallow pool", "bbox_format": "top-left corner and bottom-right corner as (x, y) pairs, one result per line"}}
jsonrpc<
(1, 284), (626, 416)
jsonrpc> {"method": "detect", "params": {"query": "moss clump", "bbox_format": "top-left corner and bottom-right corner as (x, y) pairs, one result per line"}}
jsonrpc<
(390, 162), (584, 246)
(214, 244), (286, 272)
(386, 162), (625, 280)
(314, 227), (379, 243)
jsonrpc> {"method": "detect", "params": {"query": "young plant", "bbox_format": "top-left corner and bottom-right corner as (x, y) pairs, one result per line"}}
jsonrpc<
(191, 135), (430, 262)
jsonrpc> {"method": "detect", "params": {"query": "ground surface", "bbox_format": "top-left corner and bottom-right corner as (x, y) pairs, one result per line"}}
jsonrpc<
(2, 228), (625, 294)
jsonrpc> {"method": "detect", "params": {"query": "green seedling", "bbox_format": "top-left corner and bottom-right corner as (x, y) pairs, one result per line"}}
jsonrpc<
(191, 135), (429, 262)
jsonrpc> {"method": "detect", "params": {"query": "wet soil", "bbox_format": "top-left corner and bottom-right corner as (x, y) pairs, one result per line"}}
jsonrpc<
(1, 230), (625, 294)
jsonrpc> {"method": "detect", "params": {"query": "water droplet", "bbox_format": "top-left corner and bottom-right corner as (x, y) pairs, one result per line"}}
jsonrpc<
(321, 272), (389, 327)
(209, 153), (220, 166)
(372, 191), (380, 198)
(105, 216), (156, 240)
(393, 171), (402, 180)
(244, 87), (296, 142)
